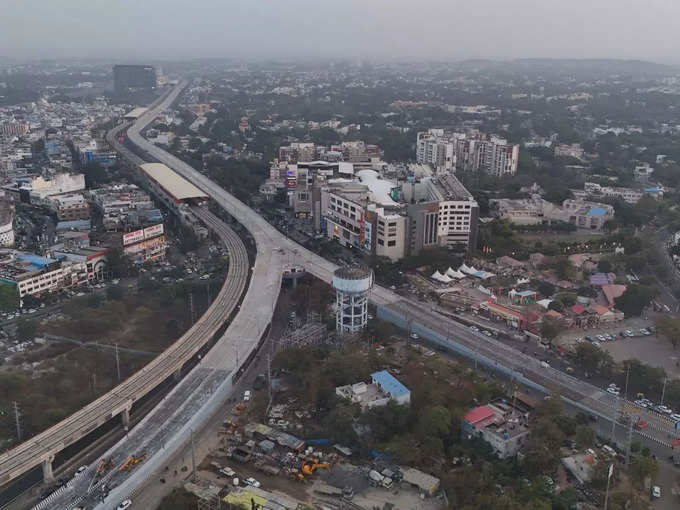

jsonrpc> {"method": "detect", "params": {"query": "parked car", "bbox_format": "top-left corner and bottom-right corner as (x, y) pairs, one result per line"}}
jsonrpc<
(243, 390), (251, 402)
(245, 477), (261, 488)
(117, 500), (132, 510)
(625, 329), (633, 337)
(651, 485), (661, 499)
(596, 335), (606, 342)
(670, 413), (680, 422)
(409, 332), (419, 340)
(606, 387), (620, 396)
(75, 465), (87, 476)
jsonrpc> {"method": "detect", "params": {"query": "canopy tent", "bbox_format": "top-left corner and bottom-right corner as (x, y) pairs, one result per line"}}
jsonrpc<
(446, 267), (466, 279)
(431, 271), (452, 283)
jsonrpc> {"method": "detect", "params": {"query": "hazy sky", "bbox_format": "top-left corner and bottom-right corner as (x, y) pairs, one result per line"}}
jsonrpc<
(2, 0), (678, 62)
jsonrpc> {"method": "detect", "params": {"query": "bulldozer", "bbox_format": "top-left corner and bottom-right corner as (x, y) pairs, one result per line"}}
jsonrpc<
(119, 454), (147, 472)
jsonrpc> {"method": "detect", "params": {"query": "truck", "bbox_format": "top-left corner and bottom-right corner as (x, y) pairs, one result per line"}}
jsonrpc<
(368, 469), (393, 489)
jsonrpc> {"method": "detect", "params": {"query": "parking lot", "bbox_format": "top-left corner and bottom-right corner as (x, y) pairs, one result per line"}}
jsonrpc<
(602, 335), (680, 379)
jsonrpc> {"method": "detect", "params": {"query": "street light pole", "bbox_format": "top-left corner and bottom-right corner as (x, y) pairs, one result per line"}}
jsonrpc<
(661, 377), (668, 406)
(624, 363), (630, 401)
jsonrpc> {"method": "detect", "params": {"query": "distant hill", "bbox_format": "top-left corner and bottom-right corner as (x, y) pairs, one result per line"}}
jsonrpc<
(457, 58), (673, 77)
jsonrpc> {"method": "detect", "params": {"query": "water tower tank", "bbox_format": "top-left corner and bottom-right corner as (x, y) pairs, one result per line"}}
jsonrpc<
(332, 266), (374, 335)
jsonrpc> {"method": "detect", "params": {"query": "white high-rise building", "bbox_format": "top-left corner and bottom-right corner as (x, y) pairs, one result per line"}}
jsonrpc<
(416, 130), (519, 176)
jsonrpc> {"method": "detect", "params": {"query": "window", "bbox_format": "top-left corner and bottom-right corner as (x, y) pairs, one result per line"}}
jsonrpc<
(378, 239), (384, 246)
(387, 240), (396, 247)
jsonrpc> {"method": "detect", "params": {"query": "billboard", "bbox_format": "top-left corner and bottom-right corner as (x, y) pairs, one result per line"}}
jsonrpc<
(144, 223), (164, 239)
(123, 229), (144, 246)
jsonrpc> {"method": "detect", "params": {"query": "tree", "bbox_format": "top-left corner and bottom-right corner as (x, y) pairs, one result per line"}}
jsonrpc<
(106, 285), (124, 301)
(656, 316), (680, 349)
(16, 318), (37, 342)
(574, 426), (595, 449)
(537, 281), (555, 298)
(552, 257), (574, 280)
(0, 285), (19, 311)
(539, 317), (562, 345)
(82, 162), (109, 188)
(106, 247), (134, 278)
(629, 455), (658, 487)
(574, 343), (614, 376)
(614, 285), (657, 316)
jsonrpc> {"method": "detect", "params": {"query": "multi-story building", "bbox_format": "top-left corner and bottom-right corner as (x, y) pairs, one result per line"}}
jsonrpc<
(491, 196), (615, 230)
(462, 401), (530, 459)
(416, 129), (519, 176)
(18, 173), (86, 202)
(0, 122), (29, 137)
(120, 223), (166, 264)
(47, 193), (90, 221)
(113, 65), (157, 93)
(403, 173), (479, 253)
(554, 143), (585, 160)
(582, 182), (648, 204)
(88, 183), (155, 230)
(0, 253), (65, 300)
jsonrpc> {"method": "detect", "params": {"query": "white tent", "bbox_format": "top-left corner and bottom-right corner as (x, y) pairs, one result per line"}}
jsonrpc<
(446, 267), (466, 279)
(431, 271), (452, 283)
(459, 264), (474, 275)
(516, 277), (530, 286)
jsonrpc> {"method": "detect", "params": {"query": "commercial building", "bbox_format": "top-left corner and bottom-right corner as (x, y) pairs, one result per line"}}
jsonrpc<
(0, 197), (15, 247)
(491, 196), (614, 230)
(335, 371), (410, 410)
(554, 143), (585, 160)
(404, 173), (479, 253)
(462, 401), (530, 458)
(582, 182), (662, 204)
(88, 183), (155, 230)
(416, 129), (519, 176)
(46, 193), (90, 221)
(0, 253), (65, 300)
(120, 223), (166, 264)
(18, 173), (85, 202)
(113, 65), (156, 93)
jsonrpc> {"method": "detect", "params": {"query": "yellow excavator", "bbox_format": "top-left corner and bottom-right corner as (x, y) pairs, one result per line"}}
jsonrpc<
(301, 458), (331, 476)
(119, 454), (146, 472)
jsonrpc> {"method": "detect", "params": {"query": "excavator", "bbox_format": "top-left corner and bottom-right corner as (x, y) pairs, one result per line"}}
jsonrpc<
(119, 454), (146, 472)
(301, 457), (331, 476)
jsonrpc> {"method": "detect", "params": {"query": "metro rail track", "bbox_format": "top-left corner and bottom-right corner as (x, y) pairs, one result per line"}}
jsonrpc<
(0, 159), (249, 487)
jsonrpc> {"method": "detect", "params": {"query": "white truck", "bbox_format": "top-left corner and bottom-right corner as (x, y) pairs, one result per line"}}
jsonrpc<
(368, 469), (393, 489)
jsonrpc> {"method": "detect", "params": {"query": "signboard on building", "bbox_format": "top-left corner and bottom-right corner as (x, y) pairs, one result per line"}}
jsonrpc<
(123, 229), (144, 246)
(144, 223), (164, 239)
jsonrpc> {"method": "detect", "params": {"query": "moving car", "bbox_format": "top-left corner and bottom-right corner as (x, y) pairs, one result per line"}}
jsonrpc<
(243, 390), (251, 402)
(606, 387), (620, 396)
(117, 500), (132, 510)
(651, 485), (661, 499)
(75, 465), (87, 476)
(409, 332), (419, 340)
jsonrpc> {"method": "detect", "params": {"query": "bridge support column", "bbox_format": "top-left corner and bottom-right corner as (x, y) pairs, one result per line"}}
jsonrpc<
(174, 368), (182, 381)
(121, 407), (130, 428)
(42, 456), (55, 483)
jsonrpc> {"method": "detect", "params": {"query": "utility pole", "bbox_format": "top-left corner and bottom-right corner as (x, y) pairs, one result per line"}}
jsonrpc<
(190, 428), (197, 483)
(12, 401), (21, 442)
(189, 293), (195, 325)
(115, 343), (121, 382)
(661, 377), (668, 406)
(625, 416), (635, 465)
(623, 363), (630, 401)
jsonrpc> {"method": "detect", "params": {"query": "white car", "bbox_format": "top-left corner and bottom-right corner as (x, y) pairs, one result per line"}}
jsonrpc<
(651, 485), (661, 498)
(670, 413), (680, 422)
(606, 387), (620, 396)
(117, 500), (132, 510)
(409, 332), (419, 340)
(75, 465), (87, 476)
(245, 477), (261, 488)
(596, 335), (606, 342)
(592, 341), (601, 347)
(243, 390), (251, 401)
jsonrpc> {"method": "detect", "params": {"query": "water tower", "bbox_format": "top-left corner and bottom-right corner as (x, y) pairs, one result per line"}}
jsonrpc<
(332, 266), (374, 335)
